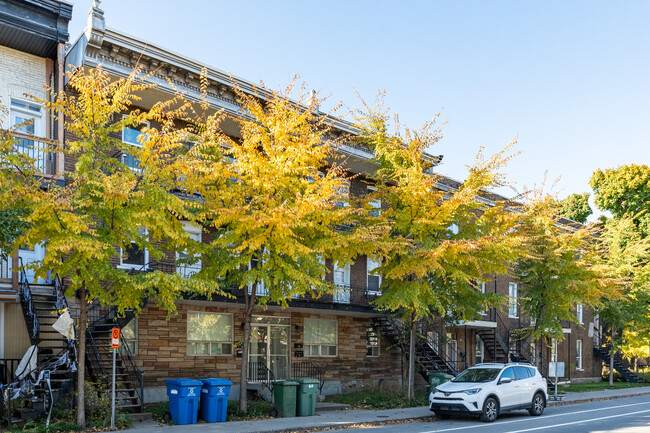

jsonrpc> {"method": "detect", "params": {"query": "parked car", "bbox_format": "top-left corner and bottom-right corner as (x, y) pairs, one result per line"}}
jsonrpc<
(429, 363), (548, 422)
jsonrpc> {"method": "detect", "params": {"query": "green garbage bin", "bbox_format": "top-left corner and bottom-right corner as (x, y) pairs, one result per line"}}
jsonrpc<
(294, 378), (319, 416)
(428, 372), (454, 393)
(273, 381), (298, 418)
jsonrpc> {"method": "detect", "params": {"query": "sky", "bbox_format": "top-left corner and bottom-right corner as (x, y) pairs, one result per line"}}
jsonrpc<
(67, 0), (650, 211)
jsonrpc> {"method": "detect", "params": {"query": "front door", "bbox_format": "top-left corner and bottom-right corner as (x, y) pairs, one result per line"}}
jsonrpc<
(249, 318), (290, 381)
(19, 243), (45, 284)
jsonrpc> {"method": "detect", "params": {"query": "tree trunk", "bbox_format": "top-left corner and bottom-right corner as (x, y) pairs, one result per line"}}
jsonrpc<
(408, 313), (416, 400)
(76, 284), (87, 427)
(609, 326), (615, 387)
(239, 289), (256, 413)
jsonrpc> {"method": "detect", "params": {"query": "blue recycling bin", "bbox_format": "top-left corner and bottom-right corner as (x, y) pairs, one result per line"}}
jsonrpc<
(199, 378), (232, 422)
(165, 378), (202, 425)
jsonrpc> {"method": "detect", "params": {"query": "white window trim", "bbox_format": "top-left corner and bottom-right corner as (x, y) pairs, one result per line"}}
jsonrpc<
(576, 339), (583, 371)
(479, 282), (487, 316)
(186, 311), (234, 357)
(366, 257), (382, 295)
(118, 228), (148, 270)
(176, 221), (202, 278)
(508, 282), (518, 318)
(576, 303), (584, 325)
(366, 325), (380, 358)
(304, 318), (338, 357)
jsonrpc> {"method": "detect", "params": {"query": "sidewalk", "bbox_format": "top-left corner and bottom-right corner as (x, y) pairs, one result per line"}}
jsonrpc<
(129, 387), (650, 433)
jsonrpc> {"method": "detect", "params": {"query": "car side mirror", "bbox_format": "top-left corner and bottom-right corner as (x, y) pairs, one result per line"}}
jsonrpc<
(499, 377), (512, 385)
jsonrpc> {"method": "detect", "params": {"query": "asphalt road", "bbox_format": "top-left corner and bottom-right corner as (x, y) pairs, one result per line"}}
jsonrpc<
(334, 394), (650, 433)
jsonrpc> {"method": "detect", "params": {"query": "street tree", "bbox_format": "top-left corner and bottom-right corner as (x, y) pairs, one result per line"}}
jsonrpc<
(1, 67), (220, 426)
(183, 83), (353, 412)
(558, 192), (592, 223)
(353, 99), (523, 398)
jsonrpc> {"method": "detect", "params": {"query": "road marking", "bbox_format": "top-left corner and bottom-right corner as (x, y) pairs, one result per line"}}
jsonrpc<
(503, 408), (650, 433)
(421, 401), (650, 432)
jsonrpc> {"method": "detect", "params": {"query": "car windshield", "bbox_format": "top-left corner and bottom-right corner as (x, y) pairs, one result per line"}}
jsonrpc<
(452, 368), (502, 383)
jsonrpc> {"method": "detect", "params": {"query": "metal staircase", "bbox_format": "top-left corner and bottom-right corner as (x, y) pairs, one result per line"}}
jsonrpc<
(593, 345), (642, 383)
(4, 269), (76, 425)
(85, 305), (144, 412)
(373, 316), (462, 380)
(475, 314), (510, 363)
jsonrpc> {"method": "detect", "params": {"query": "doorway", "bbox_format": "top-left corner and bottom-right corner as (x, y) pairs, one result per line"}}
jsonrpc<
(249, 316), (290, 381)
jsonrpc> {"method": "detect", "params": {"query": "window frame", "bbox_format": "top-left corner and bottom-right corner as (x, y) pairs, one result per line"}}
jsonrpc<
(122, 318), (138, 355)
(366, 324), (380, 357)
(576, 339), (583, 370)
(186, 311), (234, 357)
(366, 257), (381, 294)
(576, 303), (583, 325)
(118, 227), (148, 270)
(121, 115), (150, 171)
(508, 282), (518, 318)
(176, 221), (202, 278)
(304, 318), (338, 357)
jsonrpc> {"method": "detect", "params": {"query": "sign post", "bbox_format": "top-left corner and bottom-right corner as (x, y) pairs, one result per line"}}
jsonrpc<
(111, 327), (120, 430)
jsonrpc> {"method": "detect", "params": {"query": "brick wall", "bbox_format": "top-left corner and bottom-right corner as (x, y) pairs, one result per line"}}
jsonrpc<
(0, 45), (47, 129)
(134, 302), (402, 395)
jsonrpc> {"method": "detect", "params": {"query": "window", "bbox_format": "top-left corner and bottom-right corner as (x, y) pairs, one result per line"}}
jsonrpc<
(367, 257), (381, 294)
(333, 261), (350, 303)
(366, 325), (379, 357)
(500, 367), (516, 381)
(508, 283), (518, 317)
(177, 222), (201, 278)
(367, 186), (381, 216)
(120, 228), (148, 269)
(304, 318), (337, 356)
(427, 331), (439, 353)
(122, 116), (149, 170)
(576, 340), (583, 370)
(249, 256), (268, 296)
(475, 336), (484, 364)
(576, 303), (583, 324)
(514, 366), (532, 379)
(186, 312), (233, 356)
(479, 282), (487, 315)
(11, 99), (45, 171)
(334, 179), (350, 208)
(122, 318), (138, 355)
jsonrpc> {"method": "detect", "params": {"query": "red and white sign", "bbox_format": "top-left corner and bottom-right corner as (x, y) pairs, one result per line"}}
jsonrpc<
(111, 327), (120, 349)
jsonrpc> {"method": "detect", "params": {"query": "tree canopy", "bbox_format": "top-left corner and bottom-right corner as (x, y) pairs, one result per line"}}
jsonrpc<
(558, 192), (592, 223)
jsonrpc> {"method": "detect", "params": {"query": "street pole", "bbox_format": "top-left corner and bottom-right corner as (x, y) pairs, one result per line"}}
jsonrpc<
(111, 347), (116, 430)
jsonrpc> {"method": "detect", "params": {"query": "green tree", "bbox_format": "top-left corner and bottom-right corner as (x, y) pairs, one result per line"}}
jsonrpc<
(184, 84), (352, 412)
(558, 192), (592, 223)
(354, 100), (522, 398)
(1, 68), (220, 426)
(591, 165), (650, 235)
(513, 195), (619, 355)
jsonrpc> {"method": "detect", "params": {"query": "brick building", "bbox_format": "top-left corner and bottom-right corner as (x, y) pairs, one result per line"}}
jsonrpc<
(2, 1), (609, 417)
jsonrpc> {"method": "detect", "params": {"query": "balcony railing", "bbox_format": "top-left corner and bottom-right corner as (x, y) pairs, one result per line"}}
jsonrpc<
(10, 132), (57, 175)
(333, 283), (351, 303)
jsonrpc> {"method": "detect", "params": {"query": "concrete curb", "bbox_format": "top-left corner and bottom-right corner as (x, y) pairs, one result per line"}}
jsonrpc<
(272, 391), (650, 433)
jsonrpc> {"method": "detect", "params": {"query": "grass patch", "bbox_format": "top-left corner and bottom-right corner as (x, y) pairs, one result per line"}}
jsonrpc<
(146, 400), (274, 423)
(560, 381), (650, 393)
(226, 400), (274, 421)
(324, 389), (428, 410)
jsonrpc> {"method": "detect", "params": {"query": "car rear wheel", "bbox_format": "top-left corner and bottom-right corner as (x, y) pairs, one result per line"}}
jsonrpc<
(528, 393), (545, 416)
(480, 397), (498, 422)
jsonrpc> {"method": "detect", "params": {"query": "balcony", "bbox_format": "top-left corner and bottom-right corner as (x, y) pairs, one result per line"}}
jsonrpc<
(10, 132), (58, 176)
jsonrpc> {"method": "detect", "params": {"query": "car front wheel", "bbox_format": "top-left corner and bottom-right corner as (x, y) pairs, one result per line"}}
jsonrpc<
(480, 397), (499, 422)
(528, 393), (545, 416)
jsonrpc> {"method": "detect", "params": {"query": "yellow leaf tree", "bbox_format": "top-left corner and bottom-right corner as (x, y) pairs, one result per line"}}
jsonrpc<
(1, 67), (221, 426)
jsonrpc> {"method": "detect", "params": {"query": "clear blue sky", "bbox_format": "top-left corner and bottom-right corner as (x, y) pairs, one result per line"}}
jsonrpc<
(68, 0), (650, 209)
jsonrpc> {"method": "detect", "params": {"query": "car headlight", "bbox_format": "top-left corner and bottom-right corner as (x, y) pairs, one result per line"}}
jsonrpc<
(462, 388), (482, 395)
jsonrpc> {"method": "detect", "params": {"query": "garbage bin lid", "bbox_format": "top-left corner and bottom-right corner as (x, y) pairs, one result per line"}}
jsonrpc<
(165, 378), (203, 387)
(294, 378), (320, 384)
(274, 380), (299, 386)
(200, 378), (233, 386)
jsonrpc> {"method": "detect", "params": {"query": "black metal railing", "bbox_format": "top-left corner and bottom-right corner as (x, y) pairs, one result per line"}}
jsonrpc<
(292, 361), (325, 392)
(0, 359), (21, 385)
(248, 361), (275, 393)
(85, 329), (108, 382)
(495, 313), (510, 357)
(118, 329), (145, 411)
(11, 132), (57, 175)
(18, 258), (39, 345)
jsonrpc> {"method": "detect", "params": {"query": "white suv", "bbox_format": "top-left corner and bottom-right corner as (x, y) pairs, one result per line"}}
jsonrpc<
(429, 363), (547, 422)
